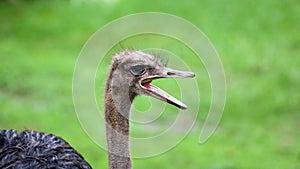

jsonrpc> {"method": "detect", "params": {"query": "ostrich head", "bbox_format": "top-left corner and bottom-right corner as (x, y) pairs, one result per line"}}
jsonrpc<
(107, 50), (195, 110)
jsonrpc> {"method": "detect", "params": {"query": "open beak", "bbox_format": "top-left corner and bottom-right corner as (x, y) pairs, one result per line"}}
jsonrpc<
(139, 67), (195, 109)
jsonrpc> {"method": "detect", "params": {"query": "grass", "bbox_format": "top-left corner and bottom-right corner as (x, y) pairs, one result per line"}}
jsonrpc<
(1, 0), (300, 168)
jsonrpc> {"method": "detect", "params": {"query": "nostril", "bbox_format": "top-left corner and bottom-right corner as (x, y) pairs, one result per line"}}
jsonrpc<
(167, 72), (176, 76)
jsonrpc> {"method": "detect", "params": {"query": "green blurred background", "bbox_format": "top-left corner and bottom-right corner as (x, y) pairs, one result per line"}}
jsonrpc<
(1, 0), (299, 168)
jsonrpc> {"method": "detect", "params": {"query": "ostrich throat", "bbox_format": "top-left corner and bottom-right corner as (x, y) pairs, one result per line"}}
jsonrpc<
(104, 62), (135, 169)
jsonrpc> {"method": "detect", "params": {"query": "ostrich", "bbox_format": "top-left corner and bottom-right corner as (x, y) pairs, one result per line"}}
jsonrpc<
(0, 50), (195, 169)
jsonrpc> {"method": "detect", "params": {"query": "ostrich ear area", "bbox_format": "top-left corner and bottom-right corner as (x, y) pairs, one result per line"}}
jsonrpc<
(139, 68), (195, 110)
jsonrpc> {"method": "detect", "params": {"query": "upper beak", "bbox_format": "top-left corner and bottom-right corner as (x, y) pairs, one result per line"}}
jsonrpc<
(139, 67), (195, 109)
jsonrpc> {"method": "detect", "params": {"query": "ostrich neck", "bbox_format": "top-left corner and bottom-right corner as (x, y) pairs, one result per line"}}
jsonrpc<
(104, 70), (135, 169)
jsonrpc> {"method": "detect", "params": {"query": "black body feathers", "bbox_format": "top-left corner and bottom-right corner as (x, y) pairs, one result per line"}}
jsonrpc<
(0, 130), (92, 169)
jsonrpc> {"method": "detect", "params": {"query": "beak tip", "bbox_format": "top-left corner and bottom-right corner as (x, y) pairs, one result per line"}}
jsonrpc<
(190, 72), (195, 78)
(179, 104), (188, 110)
(184, 71), (195, 78)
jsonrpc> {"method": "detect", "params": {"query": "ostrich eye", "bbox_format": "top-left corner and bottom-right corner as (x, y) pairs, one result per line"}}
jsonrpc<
(130, 65), (146, 76)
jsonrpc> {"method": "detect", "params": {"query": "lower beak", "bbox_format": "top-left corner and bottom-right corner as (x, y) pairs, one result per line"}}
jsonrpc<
(139, 68), (195, 109)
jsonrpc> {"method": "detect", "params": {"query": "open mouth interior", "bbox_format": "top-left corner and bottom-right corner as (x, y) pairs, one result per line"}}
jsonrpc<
(141, 79), (152, 88)
(140, 78), (187, 109)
